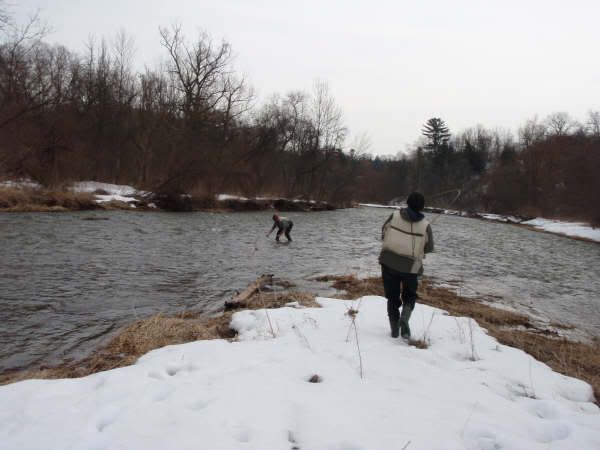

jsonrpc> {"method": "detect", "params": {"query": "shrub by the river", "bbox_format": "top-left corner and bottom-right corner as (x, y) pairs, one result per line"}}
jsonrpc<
(0, 187), (99, 212)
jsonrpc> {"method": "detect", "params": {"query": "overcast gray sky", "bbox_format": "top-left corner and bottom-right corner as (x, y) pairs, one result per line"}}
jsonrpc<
(13, 0), (600, 155)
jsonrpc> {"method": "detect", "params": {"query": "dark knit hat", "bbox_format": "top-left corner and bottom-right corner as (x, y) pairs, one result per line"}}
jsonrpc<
(272, 214), (279, 221)
(406, 192), (425, 212)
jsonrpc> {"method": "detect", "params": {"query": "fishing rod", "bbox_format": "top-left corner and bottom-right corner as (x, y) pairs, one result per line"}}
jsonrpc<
(425, 188), (462, 225)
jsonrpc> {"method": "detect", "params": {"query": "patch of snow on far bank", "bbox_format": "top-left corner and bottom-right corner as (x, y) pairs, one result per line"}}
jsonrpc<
(218, 194), (319, 204)
(217, 193), (249, 201)
(358, 203), (399, 209)
(1, 297), (598, 450)
(70, 181), (144, 205)
(523, 218), (600, 243)
(480, 213), (522, 223)
(0, 178), (42, 189)
(93, 194), (137, 205)
(71, 181), (138, 196)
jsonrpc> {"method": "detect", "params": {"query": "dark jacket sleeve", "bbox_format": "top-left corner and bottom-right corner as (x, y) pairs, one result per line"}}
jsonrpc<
(424, 224), (434, 254)
(381, 213), (393, 240)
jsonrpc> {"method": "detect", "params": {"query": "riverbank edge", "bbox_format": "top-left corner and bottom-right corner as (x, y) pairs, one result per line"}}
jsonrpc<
(3, 186), (597, 245)
(1, 274), (597, 403)
(360, 203), (600, 244)
(0, 186), (340, 213)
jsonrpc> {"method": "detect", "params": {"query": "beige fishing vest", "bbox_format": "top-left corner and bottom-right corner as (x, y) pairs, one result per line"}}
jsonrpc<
(382, 210), (429, 273)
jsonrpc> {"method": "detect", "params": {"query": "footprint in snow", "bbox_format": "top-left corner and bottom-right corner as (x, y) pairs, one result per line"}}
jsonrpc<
(94, 406), (121, 432)
(147, 370), (165, 380)
(151, 385), (175, 402)
(186, 398), (211, 411)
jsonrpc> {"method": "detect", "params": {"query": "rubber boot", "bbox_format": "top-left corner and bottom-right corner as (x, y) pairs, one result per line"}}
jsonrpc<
(389, 318), (400, 338)
(399, 304), (414, 340)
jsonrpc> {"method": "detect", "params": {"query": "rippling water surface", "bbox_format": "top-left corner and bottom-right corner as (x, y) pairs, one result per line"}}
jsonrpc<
(1, 208), (599, 370)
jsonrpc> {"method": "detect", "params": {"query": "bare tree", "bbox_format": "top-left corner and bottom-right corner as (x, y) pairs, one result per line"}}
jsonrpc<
(220, 72), (254, 143)
(0, 0), (10, 33)
(518, 116), (546, 147)
(545, 111), (573, 137)
(308, 80), (347, 198)
(349, 130), (372, 158)
(586, 110), (600, 137)
(112, 29), (136, 106)
(0, 9), (51, 129)
(159, 24), (233, 119)
(311, 80), (346, 150)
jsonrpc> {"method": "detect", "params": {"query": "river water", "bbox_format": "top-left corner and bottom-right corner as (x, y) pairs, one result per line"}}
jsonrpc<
(1, 208), (599, 371)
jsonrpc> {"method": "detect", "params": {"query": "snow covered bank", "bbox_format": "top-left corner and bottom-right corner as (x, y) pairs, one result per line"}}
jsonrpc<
(359, 203), (599, 243)
(1, 297), (598, 450)
(357, 202), (397, 209)
(70, 181), (149, 206)
(217, 193), (250, 201)
(0, 179), (337, 212)
(0, 179), (152, 210)
(522, 218), (600, 243)
(71, 181), (138, 197)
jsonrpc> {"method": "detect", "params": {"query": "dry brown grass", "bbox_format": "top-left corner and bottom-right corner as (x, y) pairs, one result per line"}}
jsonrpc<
(320, 274), (600, 402)
(0, 187), (100, 212)
(418, 279), (531, 328)
(314, 274), (385, 299)
(0, 289), (318, 386)
(408, 338), (429, 349)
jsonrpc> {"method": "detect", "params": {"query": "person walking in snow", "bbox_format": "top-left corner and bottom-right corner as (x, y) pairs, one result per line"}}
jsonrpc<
(379, 192), (434, 339)
(267, 214), (293, 242)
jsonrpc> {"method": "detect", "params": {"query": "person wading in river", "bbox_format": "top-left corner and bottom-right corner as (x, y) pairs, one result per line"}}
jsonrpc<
(379, 192), (434, 339)
(267, 214), (293, 242)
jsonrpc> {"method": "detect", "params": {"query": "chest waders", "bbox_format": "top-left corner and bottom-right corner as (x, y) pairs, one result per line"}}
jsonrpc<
(382, 211), (429, 339)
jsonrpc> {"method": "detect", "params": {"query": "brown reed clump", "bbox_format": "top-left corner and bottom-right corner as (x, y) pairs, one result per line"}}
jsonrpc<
(408, 338), (429, 349)
(314, 274), (385, 299)
(0, 187), (100, 212)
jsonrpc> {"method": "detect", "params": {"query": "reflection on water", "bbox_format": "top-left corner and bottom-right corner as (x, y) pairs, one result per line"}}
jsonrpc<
(1, 208), (599, 370)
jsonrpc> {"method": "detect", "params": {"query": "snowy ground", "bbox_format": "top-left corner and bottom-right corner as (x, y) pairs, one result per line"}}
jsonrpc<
(1, 297), (598, 450)
(522, 218), (600, 243)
